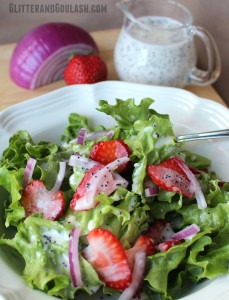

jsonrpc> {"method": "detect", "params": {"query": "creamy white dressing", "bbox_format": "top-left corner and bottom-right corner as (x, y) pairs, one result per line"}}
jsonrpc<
(87, 285), (100, 293)
(57, 253), (70, 272)
(142, 126), (152, 133)
(200, 211), (206, 223)
(161, 223), (175, 241)
(30, 233), (37, 243)
(65, 215), (81, 227)
(128, 195), (138, 211)
(115, 16), (196, 87)
(36, 251), (41, 258)
(41, 228), (69, 247)
(132, 161), (144, 192)
(155, 135), (174, 148)
(87, 220), (95, 231)
(69, 173), (77, 187)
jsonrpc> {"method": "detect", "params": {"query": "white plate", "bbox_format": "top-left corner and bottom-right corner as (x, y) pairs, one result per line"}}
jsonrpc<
(0, 81), (229, 300)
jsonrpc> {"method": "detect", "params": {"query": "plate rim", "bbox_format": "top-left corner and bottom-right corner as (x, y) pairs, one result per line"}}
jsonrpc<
(0, 81), (229, 300)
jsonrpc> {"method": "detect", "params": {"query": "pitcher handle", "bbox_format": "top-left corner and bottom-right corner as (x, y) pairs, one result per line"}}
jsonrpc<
(188, 26), (221, 86)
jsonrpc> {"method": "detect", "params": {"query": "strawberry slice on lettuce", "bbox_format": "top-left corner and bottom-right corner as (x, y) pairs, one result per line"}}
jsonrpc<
(70, 157), (129, 211)
(90, 139), (131, 172)
(22, 180), (65, 220)
(148, 156), (207, 209)
(82, 228), (132, 291)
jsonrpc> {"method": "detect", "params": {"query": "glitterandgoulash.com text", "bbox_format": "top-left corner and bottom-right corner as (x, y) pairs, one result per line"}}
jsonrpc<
(9, 3), (107, 14)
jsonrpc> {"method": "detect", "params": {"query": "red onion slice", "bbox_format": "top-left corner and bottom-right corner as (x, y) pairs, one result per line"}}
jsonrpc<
(77, 128), (87, 145)
(51, 162), (66, 192)
(69, 154), (99, 170)
(10, 23), (98, 89)
(69, 227), (83, 287)
(176, 159), (207, 209)
(85, 130), (114, 141)
(23, 157), (37, 187)
(118, 251), (146, 300)
(171, 224), (200, 240)
(145, 187), (159, 197)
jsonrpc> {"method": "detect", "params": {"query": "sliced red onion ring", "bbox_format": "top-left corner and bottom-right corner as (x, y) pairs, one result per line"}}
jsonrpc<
(171, 224), (200, 240)
(85, 130), (114, 141)
(77, 128), (87, 145)
(176, 159), (207, 209)
(69, 154), (99, 170)
(145, 187), (159, 197)
(69, 227), (83, 287)
(51, 162), (66, 192)
(118, 251), (146, 300)
(23, 157), (37, 187)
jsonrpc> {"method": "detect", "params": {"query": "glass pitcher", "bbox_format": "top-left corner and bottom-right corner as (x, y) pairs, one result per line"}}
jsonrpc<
(114, 0), (221, 87)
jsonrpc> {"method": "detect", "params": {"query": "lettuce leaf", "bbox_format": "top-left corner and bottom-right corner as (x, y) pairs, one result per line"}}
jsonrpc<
(144, 231), (211, 299)
(0, 130), (74, 227)
(97, 98), (155, 129)
(61, 113), (90, 144)
(0, 216), (102, 299)
(64, 188), (150, 248)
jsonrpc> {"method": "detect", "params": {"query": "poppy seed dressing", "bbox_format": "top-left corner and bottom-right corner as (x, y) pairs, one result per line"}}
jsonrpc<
(114, 16), (196, 87)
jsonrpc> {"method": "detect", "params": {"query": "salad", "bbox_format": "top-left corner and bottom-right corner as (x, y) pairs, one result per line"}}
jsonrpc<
(0, 98), (228, 300)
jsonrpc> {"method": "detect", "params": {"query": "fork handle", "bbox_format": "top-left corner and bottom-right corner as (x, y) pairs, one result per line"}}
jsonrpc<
(176, 129), (229, 142)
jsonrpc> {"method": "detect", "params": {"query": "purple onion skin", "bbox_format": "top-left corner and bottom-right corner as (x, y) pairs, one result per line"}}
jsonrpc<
(10, 23), (98, 89)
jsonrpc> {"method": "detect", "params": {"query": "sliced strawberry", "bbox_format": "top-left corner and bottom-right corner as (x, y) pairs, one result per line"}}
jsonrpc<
(145, 219), (174, 245)
(148, 156), (195, 199)
(218, 181), (227, 187)
(70, 160), (128, 211)
(82, 228), (132, 290)
(72, 164), (104, 200)
(157, 239), (183, 252)
(90, 140), (131, 172)
(125, 235), (156, 270)
(70, 164), (104, 211)
(21, 180), (64, 220)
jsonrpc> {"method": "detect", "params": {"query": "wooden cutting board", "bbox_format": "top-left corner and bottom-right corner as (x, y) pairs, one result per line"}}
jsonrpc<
(0, 28), (226, 111)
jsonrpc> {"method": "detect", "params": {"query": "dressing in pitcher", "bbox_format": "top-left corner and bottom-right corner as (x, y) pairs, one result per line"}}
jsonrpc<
(114, 0), (221, 87)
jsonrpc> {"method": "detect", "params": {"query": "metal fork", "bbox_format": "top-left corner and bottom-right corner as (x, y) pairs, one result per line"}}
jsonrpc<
(176, 129), (229, 142)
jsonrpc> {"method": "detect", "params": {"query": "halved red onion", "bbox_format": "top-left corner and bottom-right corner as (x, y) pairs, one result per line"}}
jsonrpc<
(69, 227), (83, 287)
(171, 224), (200, 240)
(51, 162), (66, 192)
(69, 154), (99, 170)
(85, 130), (114, 141)
(176, 159), (207, 209)
(145, 187), (159, 197)
(10, 23), (98, 89)
(77, 128), (87, 145)
(118, 251), (146, 300)
(23, 157), (37, 187)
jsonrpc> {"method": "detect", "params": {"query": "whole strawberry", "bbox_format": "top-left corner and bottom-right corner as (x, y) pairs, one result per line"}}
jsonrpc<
(64, 53), (108, 85)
